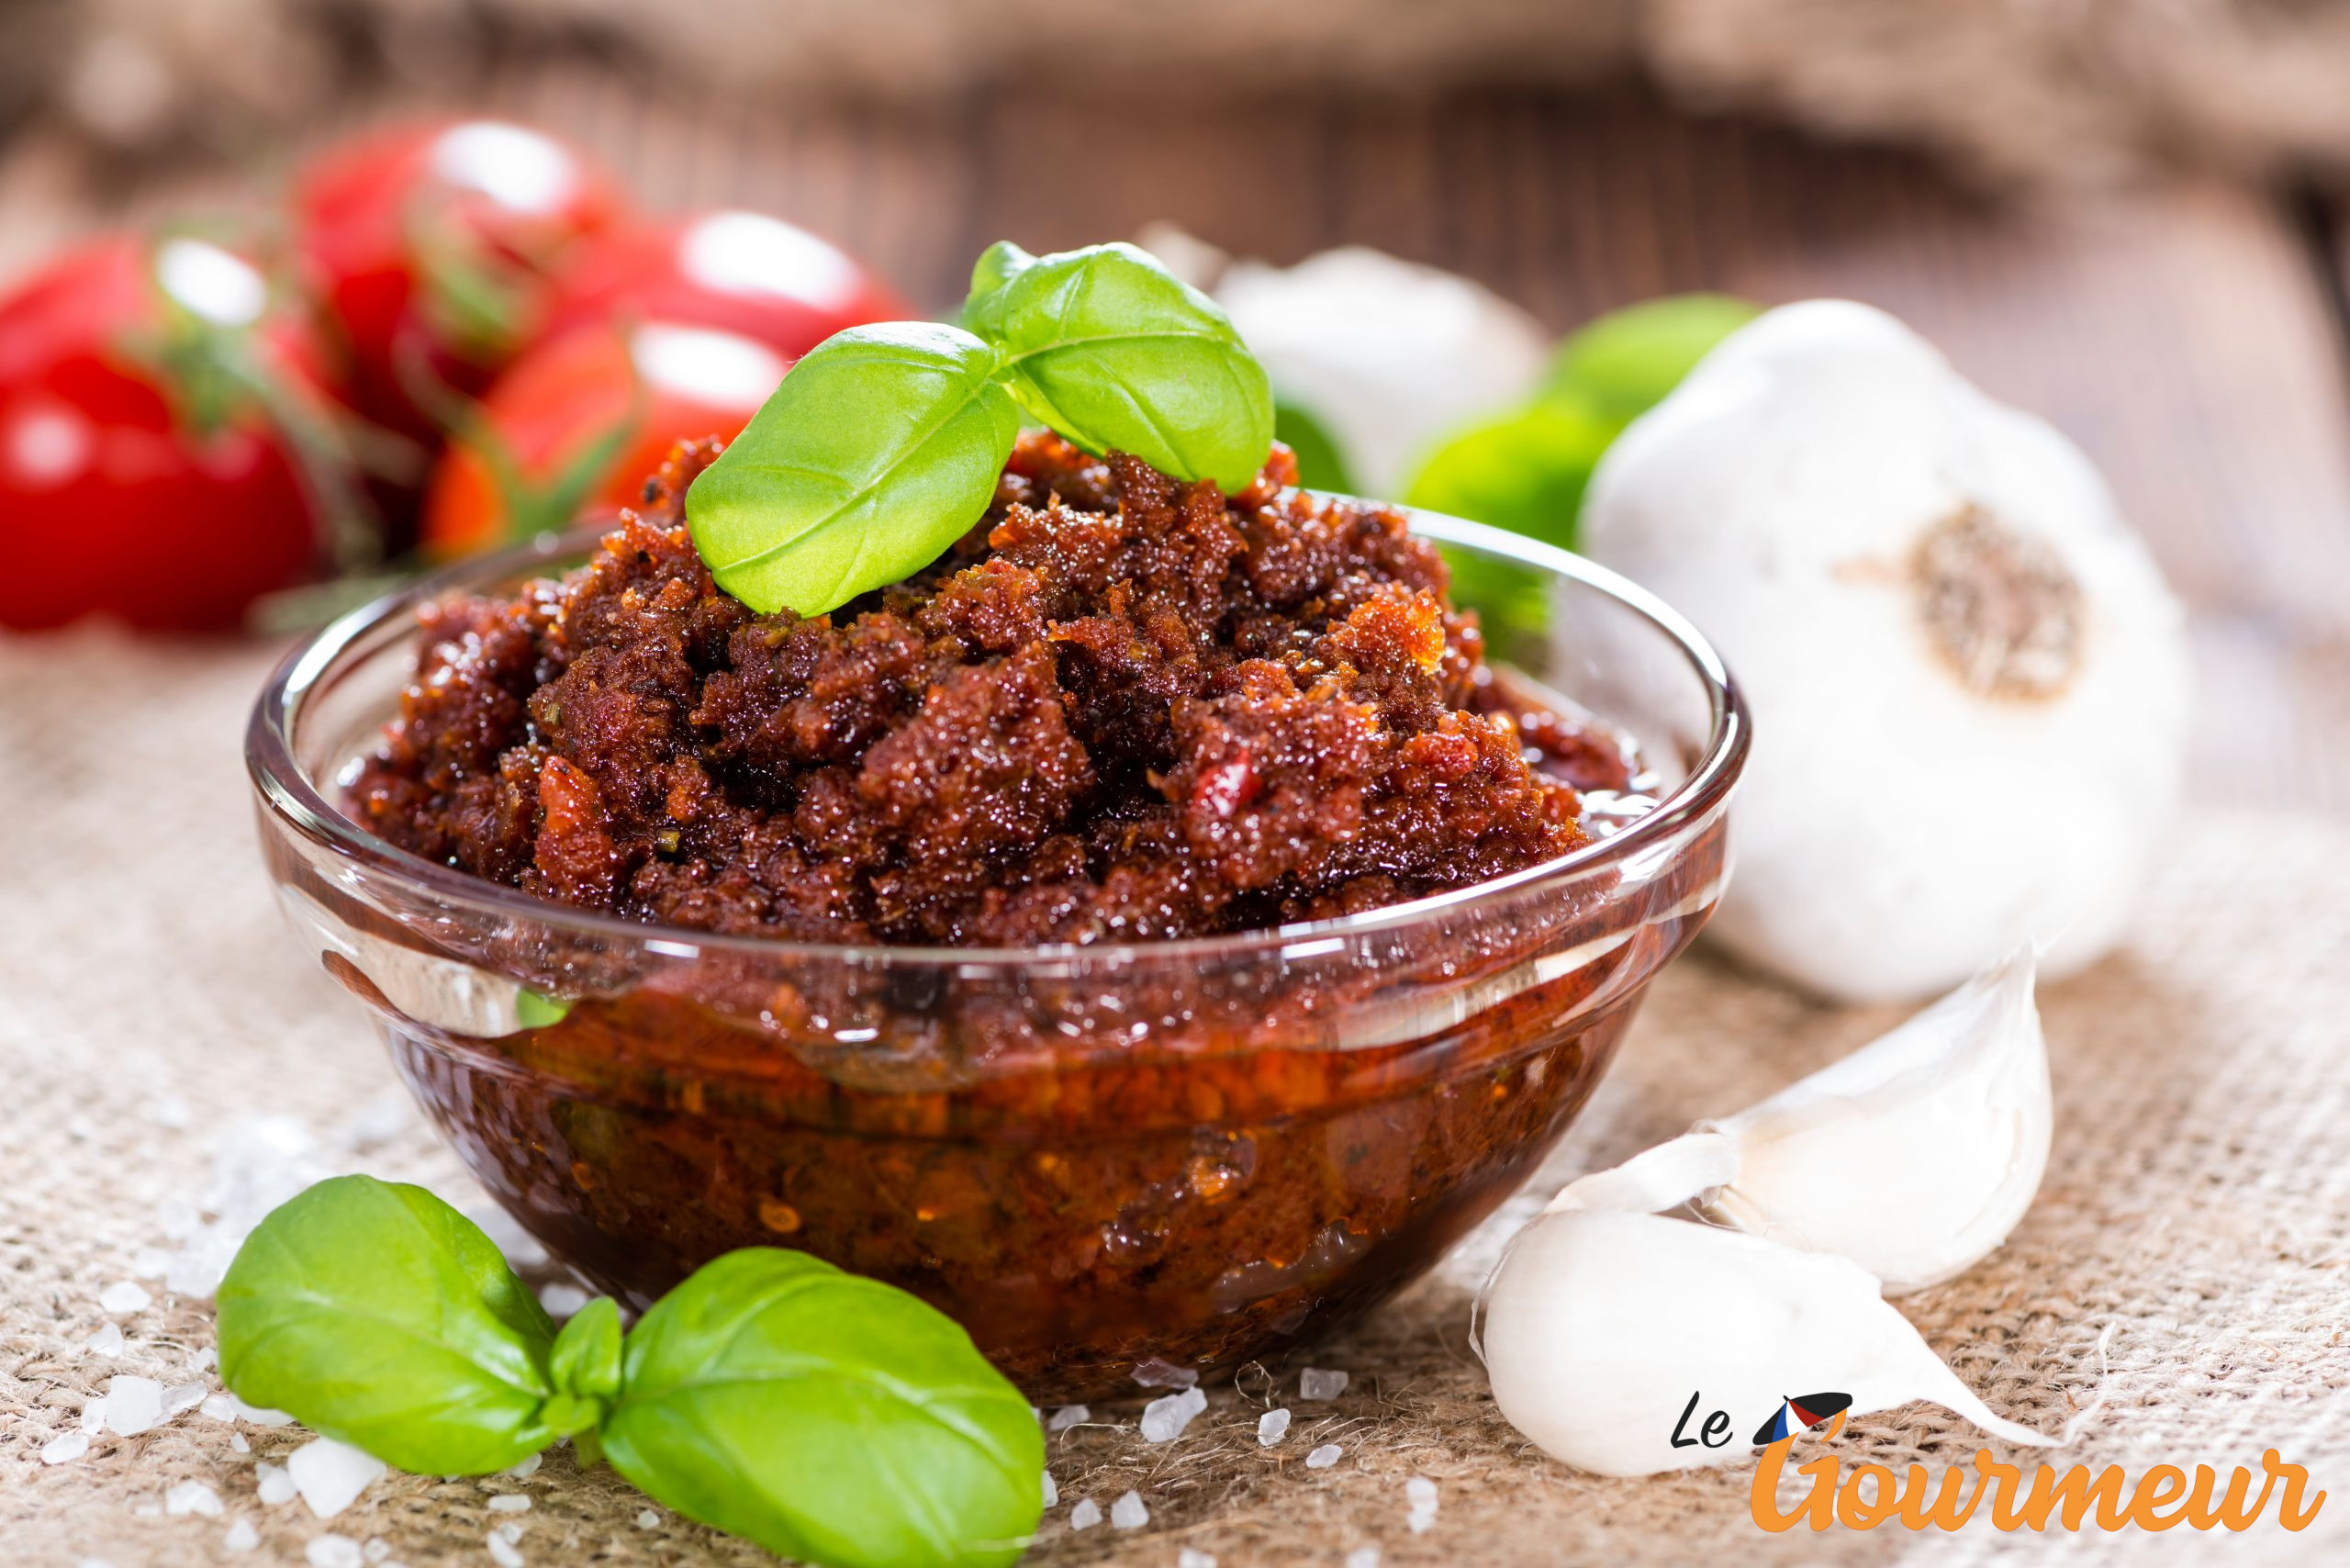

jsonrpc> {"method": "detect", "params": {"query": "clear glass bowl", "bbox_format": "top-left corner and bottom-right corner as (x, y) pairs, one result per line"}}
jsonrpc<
(247, 509), (1748, 1401)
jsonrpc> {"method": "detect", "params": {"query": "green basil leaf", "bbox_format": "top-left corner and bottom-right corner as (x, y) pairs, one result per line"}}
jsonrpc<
(1273, 398), (1355, 494)
(1543, 293), (1759, 421)
(686, 322), (1022, 617)
(962, 241), (1272, 491)
(1404, 396), (1617, 553)
(217, 1175), (561, 1475)
(602, 1249), (1042, 1568)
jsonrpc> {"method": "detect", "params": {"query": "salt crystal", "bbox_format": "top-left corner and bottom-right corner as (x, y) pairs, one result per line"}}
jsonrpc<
(1346, 1550), (1382, 1568)
(1045, 1405), (1089, 1432)
(1110, 1491), (1149, 1529)
(364, 1540), (391, 1562)
(1298, 1367), (1348, 1401)
(1179, 1551), (1217, 1568)
(495, 1523), (523, 1545)
(1405, 1474), (1438, 1534)
(166, 1481), (225, 1518)
(99, 1281), (152, 1315)
(1042, 1472), (1057, 1507)
(506, 1452), (541, 1479)
(150, 1095), (193, 1128)
(232, 1433), (251, 1453)
(228, 1394), (296, 1426)
(1068, 1498), (1102, 1530)
(223, 1519), (260, 1552)
(200, 1394), (241, 1422)
(1139, 1386), (1207, 1442)
(636, 1510), (660, 1529)
(1131, 1358), (1200, 1389)
(130, 1247), (173, 1279)
(106, 1375), (166, 1435)
(487, 1495), (532, 1513)
(288, 1437), (386, 1519)
(135, 1505), (162, 1518)
(84, 1323), (125, 1357)
(1256, 1408), (1291, 1446)
(81, 1398), (109, 1434)
(306, 1535), (364, 1568)
(487, 1533), (524, 1568)
(536, 1282), (589, 1316)
(256, 1463), (297, 1506)
(40, 1430), (91, 1465)
(189, 1345), (218, 1372)
(157, 1196), (201, 1241)
(162, 1382), (207, 1417)
(1305, 1444), (1342, 1469)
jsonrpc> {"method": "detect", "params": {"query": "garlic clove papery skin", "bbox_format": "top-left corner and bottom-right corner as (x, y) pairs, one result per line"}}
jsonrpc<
(1479, 1209), (2050, 1477)
(1549, 949), (2051, 1294)
(1702, 946), (2051, 1293)
(1210, 246), (1550, 498)
(1578, 300), (2191, 1003)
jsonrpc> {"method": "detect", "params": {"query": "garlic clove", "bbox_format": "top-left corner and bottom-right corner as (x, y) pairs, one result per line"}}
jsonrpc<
(1550, 949), (2050, 1294)
(1579, 300), (2191, 1002)
(1479, 1209), (2048, 1476)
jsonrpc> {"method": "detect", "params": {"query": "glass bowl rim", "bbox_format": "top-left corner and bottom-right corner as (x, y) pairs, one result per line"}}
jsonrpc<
(247, 500), (1750, 969)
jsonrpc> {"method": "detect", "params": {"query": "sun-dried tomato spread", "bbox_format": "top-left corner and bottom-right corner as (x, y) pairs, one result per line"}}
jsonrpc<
(351, 433), (1623, 945)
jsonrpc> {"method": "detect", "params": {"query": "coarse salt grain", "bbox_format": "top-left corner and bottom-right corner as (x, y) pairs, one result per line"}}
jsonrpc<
(1045, 1405), (1089, 1432)
(106, 1375), (166, 1436)
(288, 1437), (386, 1519)
(84, 1323), (125, 1357)
(636, 1511), (660, 1529)
(256, 1462), (298, 1506)
(1179, 1551), (1217, 1568)
(162, 1382), (207, 1417)
(189, 1345), (218, 1372)
(506, 1452), (541, 1480)
(131, 1246), (173, 1279)
(364, 1540), (390, 1562)
(99, 1281), (152, 1315)
(228, 1394), (296, 1426)
(200, 1394), (241, 1423)
(1110, 1491), (1148, 1529)
(487, 1534), (524, 1568)
(1139, 1385), (1207, 1442)
(1256, 1408), (1291, 1446)
(1042, 1473), (1058, 1507)
(305, 1536), (363, 1568)
(1305, 1444), (1342, 1469)
(496, 1523), (523, 1545)
(1068, 1498), (1102, 1530)
(1346, 1550), (1382, 1568)
(231, 1433), (251, 1453)
(166, 1481), (225, 1518)
(487, 1495), (532, 1513)
(1299, 1367), (1348, 1401)
(40, 1430), (90, 1465)
(1131, 1359), (1200, 1389)
(81, 1398), (108, 1433)
(1405, 1475), (1438, 1533)
(223, 1520), (260, 1552)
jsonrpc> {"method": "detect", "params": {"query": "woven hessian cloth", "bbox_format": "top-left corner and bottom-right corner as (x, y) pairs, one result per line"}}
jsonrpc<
(5, 630), (2347, 1566)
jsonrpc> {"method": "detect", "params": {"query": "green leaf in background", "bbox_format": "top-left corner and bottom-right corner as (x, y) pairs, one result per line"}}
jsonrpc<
(1543, 293), (1760, 422)
(1273, 398), (1356, 494)
(686, 322), (1022, 617)
(216, 1176), (562, 1474)
(1404, 397), (1617, 553)
(602, 1249), (1043, 1568)
(962, 241), (1273, 491)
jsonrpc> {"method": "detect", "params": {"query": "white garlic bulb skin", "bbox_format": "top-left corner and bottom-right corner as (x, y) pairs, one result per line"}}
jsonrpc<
(1581, 300), (2191, 1002)
(1480, 1209), (2048, 1477)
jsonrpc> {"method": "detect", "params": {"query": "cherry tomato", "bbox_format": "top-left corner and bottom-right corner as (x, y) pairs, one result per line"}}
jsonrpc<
(535, 208), (904, 360)
(293, 119), (624, 440)
(421, 319), (789, 556)
(0, 235), (357, 632)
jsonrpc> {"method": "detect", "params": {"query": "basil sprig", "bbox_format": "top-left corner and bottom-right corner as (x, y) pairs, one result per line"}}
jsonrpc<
(217, 1176), (1042, 1568)
(685, 241), (1273, 618)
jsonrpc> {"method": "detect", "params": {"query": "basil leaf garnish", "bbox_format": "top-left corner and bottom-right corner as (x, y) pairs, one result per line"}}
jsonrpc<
(601, 1249), (1043, 1568)
(962, 241), (1272, 491)
(216, 1175), (563, 1474)
(685, 322), (1022, 617)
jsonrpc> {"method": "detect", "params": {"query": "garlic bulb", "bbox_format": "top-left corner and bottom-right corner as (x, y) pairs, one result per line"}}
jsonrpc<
(1552, 948), (2051, 1294)
(1579, 300), (2191, 1002)
(1479, 1209), (2049, 1477)
(1208, 244), (1550, 497)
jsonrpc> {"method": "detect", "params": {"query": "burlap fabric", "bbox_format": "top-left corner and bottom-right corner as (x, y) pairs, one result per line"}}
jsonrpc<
(5, 630), (2347, 1566)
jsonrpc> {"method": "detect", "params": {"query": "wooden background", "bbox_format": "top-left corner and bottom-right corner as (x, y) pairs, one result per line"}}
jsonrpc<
(6, 66), (2345, 812)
